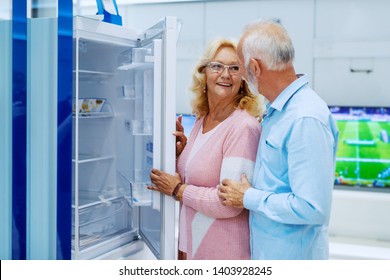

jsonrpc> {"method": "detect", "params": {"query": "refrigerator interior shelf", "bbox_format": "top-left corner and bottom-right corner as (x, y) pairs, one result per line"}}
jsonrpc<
(122, 96), (138, 101)
(73, 111), (114, 118)
(72, 197), (134, 250)
(73, 102), (114, 118)
(76, 197), (126, 223)
(72, 228), (137, 251)
(117, 62), (153, 71)
(72, 154), (115, 163)
(72, 233), (100, 249)
(73, 189), (123, 209)
(75, 70), (115, 82)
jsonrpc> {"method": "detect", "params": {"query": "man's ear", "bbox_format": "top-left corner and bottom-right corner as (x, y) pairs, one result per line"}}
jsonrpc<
(249, 58), (262, 77)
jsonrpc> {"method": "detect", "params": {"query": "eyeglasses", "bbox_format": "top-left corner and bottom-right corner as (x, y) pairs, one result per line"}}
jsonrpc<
(207, 62), (241, 75)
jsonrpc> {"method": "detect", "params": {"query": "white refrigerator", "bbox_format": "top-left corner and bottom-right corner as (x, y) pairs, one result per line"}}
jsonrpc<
(72, 16), (178, 260)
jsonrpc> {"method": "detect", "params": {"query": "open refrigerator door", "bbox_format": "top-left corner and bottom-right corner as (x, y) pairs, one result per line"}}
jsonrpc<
(72, 15), (178, 260)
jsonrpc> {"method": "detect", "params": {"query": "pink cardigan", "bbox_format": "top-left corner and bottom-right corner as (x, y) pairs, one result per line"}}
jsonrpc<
(176, 109), (261, 260)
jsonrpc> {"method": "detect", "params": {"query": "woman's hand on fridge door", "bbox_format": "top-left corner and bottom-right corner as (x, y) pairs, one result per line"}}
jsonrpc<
(148, 169), (182, 196)
(173, 114), (187, 158)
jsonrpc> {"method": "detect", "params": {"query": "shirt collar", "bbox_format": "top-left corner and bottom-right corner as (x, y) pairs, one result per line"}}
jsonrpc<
(268, 74), (308, 115)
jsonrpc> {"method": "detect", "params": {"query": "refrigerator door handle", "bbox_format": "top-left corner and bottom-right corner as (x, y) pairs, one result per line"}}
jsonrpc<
(152, 38), (162, 210)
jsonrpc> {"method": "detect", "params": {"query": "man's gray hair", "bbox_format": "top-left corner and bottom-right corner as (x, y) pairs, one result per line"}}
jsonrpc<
(241, 19), (295, 71)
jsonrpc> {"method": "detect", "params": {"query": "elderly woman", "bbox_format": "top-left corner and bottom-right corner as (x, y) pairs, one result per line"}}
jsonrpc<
(148, 38), (262, 260)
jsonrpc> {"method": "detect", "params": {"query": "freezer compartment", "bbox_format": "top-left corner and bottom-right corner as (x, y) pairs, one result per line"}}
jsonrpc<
(117, 47), (154, 71)
(72, 196), (136, 251)
(78, 39), (136, 74)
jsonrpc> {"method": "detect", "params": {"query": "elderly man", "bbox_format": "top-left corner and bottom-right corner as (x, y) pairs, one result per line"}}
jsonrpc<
(218, 19), (339, 260)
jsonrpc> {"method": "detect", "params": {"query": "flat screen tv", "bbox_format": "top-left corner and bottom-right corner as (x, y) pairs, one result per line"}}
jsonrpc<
(178, 109), (390, 192)
(329, 106), (390, 192)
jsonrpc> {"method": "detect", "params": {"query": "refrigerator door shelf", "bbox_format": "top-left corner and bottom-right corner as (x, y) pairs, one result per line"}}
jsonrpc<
(116, 171), (152, 207)
(121, 85), (136, 99)
(131, 119), (152, 135)
(129, 182), (152, 207)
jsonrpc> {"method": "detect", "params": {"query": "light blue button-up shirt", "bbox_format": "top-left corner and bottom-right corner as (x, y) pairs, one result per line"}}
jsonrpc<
(244, 74), (339, 260)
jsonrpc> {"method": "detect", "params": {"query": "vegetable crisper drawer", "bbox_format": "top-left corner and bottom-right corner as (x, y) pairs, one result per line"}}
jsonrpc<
(72, 197), (133, 250)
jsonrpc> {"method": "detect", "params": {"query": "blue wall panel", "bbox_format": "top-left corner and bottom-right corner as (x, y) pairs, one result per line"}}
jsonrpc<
(12, 0), (27, 260)
(57, 0), (73, 260)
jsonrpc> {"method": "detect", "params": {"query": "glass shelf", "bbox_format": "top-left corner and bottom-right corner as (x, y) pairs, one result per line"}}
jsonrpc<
(74, 70), (115, 82)
(72, 103), (114, 118)
(72, 189), (123, 209)
(117, 62), (153, 71)
(71, 228), (137, 251)
(73, 112), (114, 118)
(72, 154), (115, 164)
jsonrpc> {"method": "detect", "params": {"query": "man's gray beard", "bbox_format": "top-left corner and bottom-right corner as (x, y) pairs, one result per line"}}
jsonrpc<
(248, 72), (260, 96)
(247, 71), (270, 103)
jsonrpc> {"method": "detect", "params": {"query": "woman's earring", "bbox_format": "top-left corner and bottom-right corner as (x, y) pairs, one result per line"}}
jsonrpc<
(203, 87), (206, 94)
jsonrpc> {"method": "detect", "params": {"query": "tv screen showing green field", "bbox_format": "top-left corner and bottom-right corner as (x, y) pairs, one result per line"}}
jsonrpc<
(330, 106), (390, 189)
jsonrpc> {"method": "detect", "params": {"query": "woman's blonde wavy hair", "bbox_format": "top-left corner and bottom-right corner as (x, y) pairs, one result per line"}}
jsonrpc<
(189, 38), (263, 120)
